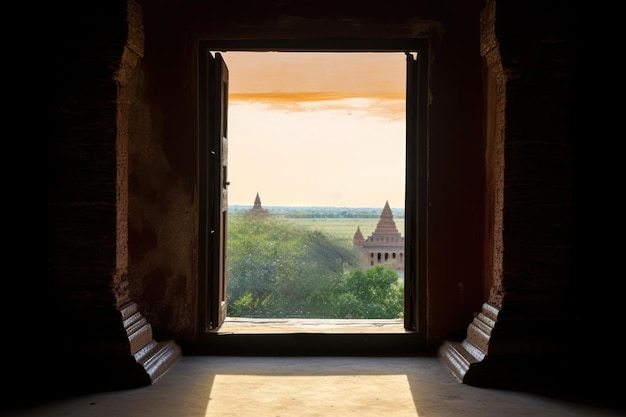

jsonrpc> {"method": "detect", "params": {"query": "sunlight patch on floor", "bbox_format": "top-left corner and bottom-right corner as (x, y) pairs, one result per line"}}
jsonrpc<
(206, 374), (418, 417)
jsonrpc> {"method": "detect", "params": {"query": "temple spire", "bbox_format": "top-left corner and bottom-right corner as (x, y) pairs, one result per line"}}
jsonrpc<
(372, 201), (401, 237)
(247, 192), (269, 216)
(353, 226), (365, 248)
(253, 192), (263, 209)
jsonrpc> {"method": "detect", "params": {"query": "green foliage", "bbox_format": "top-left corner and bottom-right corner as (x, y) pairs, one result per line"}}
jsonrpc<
(331, 266), (404, 319)
(226, 213), (403, 319)
(227, 213), (359, 317)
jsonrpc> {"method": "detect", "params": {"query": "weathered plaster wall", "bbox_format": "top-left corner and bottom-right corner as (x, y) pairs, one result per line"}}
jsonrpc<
(128, 4), (198, 339)
(480, 0), (505, 306)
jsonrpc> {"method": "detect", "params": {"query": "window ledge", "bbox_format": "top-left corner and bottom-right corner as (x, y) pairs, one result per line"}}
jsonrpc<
(217, 317), (408, 334)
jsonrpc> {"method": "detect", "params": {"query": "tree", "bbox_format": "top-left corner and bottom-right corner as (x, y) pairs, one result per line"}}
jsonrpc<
(226, 213), (361, 318)
(331, 265), (404, 319)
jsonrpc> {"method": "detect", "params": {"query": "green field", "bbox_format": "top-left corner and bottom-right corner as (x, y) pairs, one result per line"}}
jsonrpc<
(280, 217), (405, 244)
(228, 206), (405, 244)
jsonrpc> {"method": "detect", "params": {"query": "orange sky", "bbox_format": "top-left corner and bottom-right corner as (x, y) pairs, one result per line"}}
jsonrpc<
(222, 52), (407, 208)
(223, 52), (406, 94)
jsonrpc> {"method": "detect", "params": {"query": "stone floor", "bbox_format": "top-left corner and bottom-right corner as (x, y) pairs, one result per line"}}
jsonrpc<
(5, 355), (624, 417)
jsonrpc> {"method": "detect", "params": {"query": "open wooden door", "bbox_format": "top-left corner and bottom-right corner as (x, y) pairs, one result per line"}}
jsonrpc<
(404, 52), (418, 331)
(404, 50), (428, 333)
(206, 51), (229, 330)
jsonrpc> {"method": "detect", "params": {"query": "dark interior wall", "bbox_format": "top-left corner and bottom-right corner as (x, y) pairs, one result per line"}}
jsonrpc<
(39, 0), (151, 401)
(488, 2), (576, 354)
(132, 0), (487, 346)
(439, 1), (591, 395)
(128, 2), (199, 341)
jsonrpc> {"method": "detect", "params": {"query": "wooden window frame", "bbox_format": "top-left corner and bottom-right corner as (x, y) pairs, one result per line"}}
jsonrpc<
(198, 39), (428, 341)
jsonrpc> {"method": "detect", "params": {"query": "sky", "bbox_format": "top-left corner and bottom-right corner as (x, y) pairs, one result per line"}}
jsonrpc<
(222, 51), (406, 209)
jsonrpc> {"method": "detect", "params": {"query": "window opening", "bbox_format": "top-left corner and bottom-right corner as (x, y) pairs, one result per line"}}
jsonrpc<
(223, 52), (406, 330)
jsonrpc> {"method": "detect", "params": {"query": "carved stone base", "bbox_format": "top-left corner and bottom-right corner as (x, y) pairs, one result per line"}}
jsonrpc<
(438, 340), (483, 383)
(121, 302), (182, 384)
(438, 302), (496, 382)
(439, 302), (571, 391)
(134, 339), (182, 383)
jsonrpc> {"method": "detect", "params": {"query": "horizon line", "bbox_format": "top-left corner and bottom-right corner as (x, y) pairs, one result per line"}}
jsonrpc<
(229, 204), (405, 209)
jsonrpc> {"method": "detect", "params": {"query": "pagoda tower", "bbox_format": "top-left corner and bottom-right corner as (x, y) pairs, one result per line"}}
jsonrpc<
(246, 192), (269, 216)
(352, 201), (404, 271)
(353, 226), (365, 247)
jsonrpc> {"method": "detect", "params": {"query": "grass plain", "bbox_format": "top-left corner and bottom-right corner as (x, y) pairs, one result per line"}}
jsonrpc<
(281, 217), (405, 244)
(228, 205), (405, 244)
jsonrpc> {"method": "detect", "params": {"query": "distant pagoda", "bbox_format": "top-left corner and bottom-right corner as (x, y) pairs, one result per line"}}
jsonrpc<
(246, 192), (270, 217)
(352, 201), (404, 271)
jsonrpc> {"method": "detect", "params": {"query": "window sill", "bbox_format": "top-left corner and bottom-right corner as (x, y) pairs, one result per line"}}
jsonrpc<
(217, 317), (408, 334)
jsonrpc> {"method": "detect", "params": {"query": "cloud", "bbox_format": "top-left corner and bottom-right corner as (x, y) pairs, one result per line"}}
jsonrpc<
(230, 92), (405, 121)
